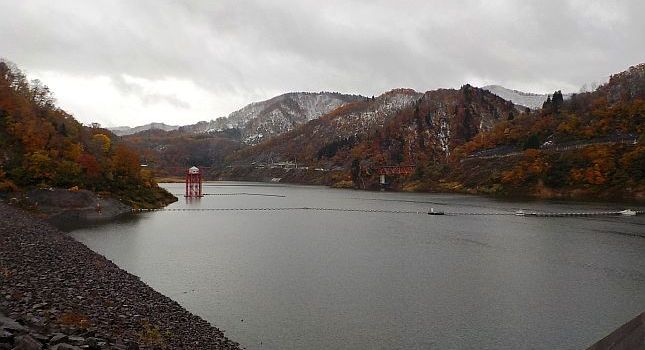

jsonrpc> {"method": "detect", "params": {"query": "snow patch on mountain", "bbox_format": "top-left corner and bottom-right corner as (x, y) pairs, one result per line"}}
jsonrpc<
(180, 92), (364, 143)
(481, 85), (571, 109)
(109, 122), (180, 136)
(332, 89), (422, 137)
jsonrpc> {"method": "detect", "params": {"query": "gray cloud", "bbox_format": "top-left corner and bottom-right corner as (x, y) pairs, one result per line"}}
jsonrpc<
(112, 75), (191, 109)
(1, 0), (644, 126)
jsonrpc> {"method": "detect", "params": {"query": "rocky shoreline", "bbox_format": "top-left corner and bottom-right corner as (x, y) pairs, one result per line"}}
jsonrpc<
(0, 201), (241, 349)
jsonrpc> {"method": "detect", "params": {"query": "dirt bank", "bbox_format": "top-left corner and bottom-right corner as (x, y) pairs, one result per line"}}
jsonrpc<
(26, 188), (133, 223)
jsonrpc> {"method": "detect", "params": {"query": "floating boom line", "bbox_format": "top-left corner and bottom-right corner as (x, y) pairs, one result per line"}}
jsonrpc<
(133, 207), (643, 217)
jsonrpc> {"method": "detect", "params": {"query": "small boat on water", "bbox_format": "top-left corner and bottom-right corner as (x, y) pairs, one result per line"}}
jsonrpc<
(515, 209), (525, 216)
(428, 208), (445, 215)
(620, 209), (637, 216)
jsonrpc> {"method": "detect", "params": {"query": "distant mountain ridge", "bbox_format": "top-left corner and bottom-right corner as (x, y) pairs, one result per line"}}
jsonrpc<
(110, 122), (180, 136)
(115, 92), (367, 175)
(180, 91), (366, 143)
(112, 92), (366, 143)
(111, 62), (644, 201)
(233, 86), (516, 165)
(111, 87), (567, 140)
(481, 85), (572, 109)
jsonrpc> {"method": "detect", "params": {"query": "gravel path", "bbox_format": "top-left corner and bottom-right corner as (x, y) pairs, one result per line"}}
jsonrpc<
(0, 201), (241, 349)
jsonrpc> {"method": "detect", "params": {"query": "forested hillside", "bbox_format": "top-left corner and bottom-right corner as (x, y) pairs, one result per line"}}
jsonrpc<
(6, 54), (639, 202)
(231, 88), (425, 164)
(0, 60), (175, 208)
(227, 86), (517, 179)
(449, 63), (644, 200)
(121, 128), (243, 179)
(181, 92), (365, 144)
(114, 92), (366, 178)
(224, 64), (644, 201)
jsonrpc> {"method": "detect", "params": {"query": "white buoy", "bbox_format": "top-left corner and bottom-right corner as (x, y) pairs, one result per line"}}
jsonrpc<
(620, 209), (637, 216)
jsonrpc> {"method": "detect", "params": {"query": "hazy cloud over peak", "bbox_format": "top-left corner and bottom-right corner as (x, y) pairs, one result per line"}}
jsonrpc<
(1, 0), (643, 126)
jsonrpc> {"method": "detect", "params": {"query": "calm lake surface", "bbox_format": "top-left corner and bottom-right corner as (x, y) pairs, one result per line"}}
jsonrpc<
(66, 182), (645, 350)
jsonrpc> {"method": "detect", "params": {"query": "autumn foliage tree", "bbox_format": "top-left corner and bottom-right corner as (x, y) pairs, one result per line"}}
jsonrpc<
(0, 59), (174, 207)
(453, 63), (645, 198)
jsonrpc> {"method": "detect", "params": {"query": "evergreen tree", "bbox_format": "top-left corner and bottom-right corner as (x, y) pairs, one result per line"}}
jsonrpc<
(523, 134), (540, 150)
(542, 96), (552, 109)
(552, 90), (564, 111)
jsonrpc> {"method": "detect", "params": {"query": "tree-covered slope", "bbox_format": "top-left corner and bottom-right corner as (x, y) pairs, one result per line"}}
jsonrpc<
(0, 60), (175, 208)
(224, 64), (644, 200)
(230, 85), (516, 172)
(448, 64), (644, 199)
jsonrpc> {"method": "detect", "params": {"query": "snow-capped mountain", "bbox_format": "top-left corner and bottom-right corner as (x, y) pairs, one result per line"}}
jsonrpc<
(181, 92), (365, 143)
(234, 88), (423, 161)
(325, 88), (423, 139)
(481, 85), (571, 109)
(235, 86), (517, 164)
(109, 122), (180, 136)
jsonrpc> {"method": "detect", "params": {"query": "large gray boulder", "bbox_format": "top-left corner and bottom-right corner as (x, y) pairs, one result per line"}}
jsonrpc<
(12, 335), (42, 350)
(0, 314), (27, 333)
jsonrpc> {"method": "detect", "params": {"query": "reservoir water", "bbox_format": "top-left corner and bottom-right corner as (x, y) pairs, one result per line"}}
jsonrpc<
(66, 182), (645, 350)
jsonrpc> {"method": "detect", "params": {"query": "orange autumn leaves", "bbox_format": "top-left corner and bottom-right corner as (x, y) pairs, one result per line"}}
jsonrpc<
(501, 149), (550, 185)
(0, 60), (149, 192)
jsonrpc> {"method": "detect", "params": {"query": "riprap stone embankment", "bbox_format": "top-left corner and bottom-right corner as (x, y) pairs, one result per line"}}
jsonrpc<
(0, 201), (241, 349)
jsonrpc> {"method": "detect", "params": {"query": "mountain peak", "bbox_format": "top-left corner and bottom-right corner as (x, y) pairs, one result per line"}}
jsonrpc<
(379, 88), (419, 98)
(109, 122), (180, 136)
(596, 63), (645, 102)
(180, 91), (366, 143)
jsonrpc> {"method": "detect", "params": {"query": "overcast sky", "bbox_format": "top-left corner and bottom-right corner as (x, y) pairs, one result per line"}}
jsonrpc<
(1, 0), (644, 127)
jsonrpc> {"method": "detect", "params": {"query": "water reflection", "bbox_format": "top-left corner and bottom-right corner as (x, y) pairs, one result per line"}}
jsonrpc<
(184, 196), (202, 206)
(54, 211), (143, 232)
